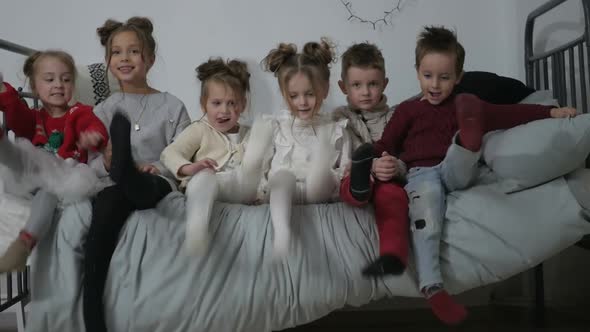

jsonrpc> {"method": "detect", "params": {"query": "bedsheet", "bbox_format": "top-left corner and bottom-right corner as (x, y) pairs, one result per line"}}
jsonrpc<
(25, 169), (590, 332)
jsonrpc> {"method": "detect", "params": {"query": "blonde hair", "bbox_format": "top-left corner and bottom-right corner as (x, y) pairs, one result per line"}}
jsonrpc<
(196, 57), (251, 111)
(262, 38), (335, 114)
(23, 50), (76, 92)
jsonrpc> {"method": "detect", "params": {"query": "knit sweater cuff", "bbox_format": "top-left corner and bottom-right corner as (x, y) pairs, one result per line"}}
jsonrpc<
(0, 83), (20, 109)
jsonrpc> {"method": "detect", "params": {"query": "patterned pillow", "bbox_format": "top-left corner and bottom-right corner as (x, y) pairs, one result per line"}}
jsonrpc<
(74, 63), (119, 106)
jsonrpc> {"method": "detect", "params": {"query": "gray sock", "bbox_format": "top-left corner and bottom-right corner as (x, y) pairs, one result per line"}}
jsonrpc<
(23, 189), (58, 242)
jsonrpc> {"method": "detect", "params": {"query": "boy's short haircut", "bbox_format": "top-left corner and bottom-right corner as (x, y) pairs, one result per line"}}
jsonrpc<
(341, 43), (386, 80)
(415, 26), (465, 74)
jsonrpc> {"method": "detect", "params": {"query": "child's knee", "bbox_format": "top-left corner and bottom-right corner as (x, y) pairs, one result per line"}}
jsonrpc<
(407, 183), (444, 234)
(406, 181), (442, 207)
(374, 182), (408, 205)
(186, 169), (217, 192)
(269, 169), (296, 190)
(94, 186), (125, 209)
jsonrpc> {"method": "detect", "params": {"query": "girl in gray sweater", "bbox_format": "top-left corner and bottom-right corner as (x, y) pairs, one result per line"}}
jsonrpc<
(83, 17), (191, 332)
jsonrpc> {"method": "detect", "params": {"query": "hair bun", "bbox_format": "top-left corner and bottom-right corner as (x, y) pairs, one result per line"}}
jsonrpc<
(262, 43), (297, 74)
(227, 60), (250, 79)
(22, 51), (42, 78)
(126, 17), (154, 35)
(302, 37), (335, 66)
(96, 19), (123, 46)
(196, 58), (227, 82)
(196, 58), (250, 92)
(227, 59), (250, 92)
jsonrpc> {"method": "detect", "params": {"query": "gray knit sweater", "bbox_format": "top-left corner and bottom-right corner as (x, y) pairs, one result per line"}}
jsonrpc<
(89, 92), (191, 182)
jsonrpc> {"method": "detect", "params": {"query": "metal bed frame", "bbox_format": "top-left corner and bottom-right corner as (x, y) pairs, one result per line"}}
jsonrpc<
(524, 0), (590, 327)
(0, 38), (37, 332)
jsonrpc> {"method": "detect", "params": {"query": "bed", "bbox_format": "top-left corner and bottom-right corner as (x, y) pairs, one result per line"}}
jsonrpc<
(0, 0), (589, 331)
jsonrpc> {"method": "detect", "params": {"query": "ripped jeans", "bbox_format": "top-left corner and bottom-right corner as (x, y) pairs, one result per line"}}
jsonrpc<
(405, 138), (481, 291)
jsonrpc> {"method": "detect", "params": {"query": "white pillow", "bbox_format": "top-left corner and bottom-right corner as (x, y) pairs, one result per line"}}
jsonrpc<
(518, 90), (558, 107)
(482, 104), (590, 193)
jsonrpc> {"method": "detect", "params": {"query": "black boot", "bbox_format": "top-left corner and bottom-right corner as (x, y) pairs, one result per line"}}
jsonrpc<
(362, 254), (405, 277)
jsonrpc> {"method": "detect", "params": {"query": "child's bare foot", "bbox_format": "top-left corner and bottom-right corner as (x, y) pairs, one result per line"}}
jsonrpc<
(0, 233), (33, 273)
(456, 93), (485, 152)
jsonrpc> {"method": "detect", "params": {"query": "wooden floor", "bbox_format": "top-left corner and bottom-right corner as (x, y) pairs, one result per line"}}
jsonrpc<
(0, 304), (588, 331)
(279, 305), (590, 332)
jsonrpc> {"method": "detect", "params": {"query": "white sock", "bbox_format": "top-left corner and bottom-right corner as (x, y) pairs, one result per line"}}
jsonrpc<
(184, 169), (218, 255)
(240, 118), (274, 202)
(305, 134), (337, 203)
(269, 170), (296, 258)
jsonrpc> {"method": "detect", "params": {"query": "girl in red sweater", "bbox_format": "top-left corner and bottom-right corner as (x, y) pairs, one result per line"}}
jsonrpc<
(0, 50), (108, 272)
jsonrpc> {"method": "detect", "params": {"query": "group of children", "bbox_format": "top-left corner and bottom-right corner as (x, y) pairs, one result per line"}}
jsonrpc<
(0, 16), (578, 329)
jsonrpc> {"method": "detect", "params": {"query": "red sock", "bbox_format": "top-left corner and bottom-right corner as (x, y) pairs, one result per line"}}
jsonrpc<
(426, 289), (468, 325)
(455, 93), (485, 152)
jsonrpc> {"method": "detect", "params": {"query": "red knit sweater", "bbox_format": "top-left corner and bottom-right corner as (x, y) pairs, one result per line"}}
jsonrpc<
(0, 83), (108, 163)
(374, 94), (553, 169)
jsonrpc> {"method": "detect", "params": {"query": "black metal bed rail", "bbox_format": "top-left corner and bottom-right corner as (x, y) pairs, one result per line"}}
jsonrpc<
(0, 38), (36, 321)
(525, 0), (590, 113)
(524, 0), (590, 328)
(0, 267), (30, 312)
(0, 38), (37, 57)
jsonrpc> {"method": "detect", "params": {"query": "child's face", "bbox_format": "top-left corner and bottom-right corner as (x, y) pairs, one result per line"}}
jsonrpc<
(33, 56), (74, 112)
(286, 72), (325, 121)
(108, 31), (154, 88)
(416, 52), (462, 105)
(204, 81), (243, 133)
(338, 67), (388, 111)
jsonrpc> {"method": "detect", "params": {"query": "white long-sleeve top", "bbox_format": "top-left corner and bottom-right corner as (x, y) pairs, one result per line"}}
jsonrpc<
(258, 110), (350, 203)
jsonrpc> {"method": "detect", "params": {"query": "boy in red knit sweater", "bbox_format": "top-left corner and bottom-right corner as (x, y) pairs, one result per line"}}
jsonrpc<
(348, 26), (576, 325)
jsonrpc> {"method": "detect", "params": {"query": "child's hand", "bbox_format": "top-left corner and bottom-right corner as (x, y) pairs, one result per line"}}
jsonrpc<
(102, 140), (112, 170)
(372, 152), (398, 182)
(78, 130), (104, 150)
(550, 107), (577, 118)
(138, 164), (160, 175)
(179, 159), (218, 177)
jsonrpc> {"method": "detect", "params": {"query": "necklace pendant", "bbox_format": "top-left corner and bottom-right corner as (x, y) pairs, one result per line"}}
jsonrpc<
(134, 123), (141, 131)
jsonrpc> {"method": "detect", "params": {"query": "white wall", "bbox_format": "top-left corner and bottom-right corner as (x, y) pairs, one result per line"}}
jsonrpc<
(0, 0), (534, 121)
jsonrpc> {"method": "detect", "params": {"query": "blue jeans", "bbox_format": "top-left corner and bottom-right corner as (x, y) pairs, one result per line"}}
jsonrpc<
(405, 137), (481, 291)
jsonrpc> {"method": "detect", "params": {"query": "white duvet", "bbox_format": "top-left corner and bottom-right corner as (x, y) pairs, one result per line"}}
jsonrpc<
(18, 167), (590, 332)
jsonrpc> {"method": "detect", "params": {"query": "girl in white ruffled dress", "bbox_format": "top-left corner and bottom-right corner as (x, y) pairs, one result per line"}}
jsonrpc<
(258, 39), (351, 256)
